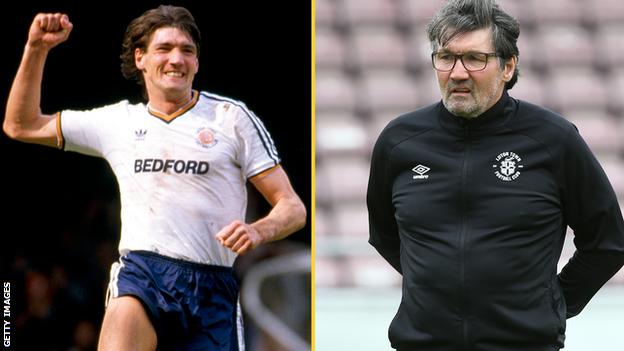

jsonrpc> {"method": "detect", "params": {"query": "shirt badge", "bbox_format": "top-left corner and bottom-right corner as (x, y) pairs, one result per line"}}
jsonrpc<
(196, 127), (218, 148)
(493, 151), (524, 182)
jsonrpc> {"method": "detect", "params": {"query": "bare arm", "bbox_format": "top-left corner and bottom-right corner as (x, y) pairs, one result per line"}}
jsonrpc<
(3, 13), (73, 147)
(216, 166), (307, 255)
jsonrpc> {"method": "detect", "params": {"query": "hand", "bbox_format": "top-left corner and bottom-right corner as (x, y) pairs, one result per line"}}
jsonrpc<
(215, 220), (264, 255)
(28, 13), (73, 50)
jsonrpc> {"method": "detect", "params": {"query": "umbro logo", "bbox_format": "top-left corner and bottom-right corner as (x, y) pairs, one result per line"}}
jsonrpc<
(412, 164), (430, 179)
(135, 129), (147, 141)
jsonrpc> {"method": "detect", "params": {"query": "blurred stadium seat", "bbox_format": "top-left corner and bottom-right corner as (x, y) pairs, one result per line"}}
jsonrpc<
(515, 30), (544, 72)
(316, 114), (369, 157)
(597, 156), (624, 200)
(585, 0), (624, 24)
(315, 0), (336, 29)
(496, 0), (537, 27)
(528, 0), (584, 25)
(547, 67), (609, 111)
(315, 70), (357, 113)
(347, 25), (408, 72)
(510, 68), (547, 106)
(607, 69), (624, 114)
(335, 202), (369, 237)
(316, 155), (369, 204)
(316, 27), (347, 70)
(538, 24), (597, 70)
(346, 255), (403, 287)
(315, 256), (344, 286)
(404, 26), (433, 73)
(357, 68), (420, 116)
(395, 0), (447, 28)
(338, 0), (398, 28)
(566, 109), (623, 155)
(241, 249), (310, 351)
(595, 24), (624, 70)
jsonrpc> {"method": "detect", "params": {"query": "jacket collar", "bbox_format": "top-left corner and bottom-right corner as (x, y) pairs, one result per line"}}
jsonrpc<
(438, 90), (514, 135)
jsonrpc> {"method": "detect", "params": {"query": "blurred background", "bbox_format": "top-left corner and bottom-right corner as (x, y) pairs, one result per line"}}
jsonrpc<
(315, 0), (624, 350)
(0, 1), (310, 350)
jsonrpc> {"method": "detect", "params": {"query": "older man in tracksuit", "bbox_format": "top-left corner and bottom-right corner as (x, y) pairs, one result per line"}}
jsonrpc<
(367, 1), (624, 350)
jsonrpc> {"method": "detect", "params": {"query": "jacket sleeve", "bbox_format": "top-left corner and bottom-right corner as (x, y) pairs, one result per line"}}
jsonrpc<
(367, 129), (402, 274)
(558, 126), (624, 318)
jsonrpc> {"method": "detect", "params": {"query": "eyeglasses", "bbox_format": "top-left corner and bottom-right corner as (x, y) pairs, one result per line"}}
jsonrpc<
(431, 51), (498, 72)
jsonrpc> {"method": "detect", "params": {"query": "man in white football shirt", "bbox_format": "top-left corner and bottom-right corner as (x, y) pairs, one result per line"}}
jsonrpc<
(3, 6), (306, 350)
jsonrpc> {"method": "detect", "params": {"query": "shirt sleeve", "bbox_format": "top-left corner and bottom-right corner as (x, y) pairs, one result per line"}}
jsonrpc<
(232, 104), (281, 178)
(557, 125), (624, 318)
(367, 128), (402, 274)
(60, 101), (128, 157)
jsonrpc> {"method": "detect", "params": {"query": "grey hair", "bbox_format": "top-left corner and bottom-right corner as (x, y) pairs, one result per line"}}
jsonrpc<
(426, 0), (520, 89)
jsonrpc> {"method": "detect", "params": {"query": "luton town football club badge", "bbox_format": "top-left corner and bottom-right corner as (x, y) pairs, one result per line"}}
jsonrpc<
(493, 151), (524, 182)
(196, 127), (218, 148)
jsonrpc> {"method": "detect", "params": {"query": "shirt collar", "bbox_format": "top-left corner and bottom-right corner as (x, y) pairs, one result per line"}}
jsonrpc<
(438, 90), (514, 135)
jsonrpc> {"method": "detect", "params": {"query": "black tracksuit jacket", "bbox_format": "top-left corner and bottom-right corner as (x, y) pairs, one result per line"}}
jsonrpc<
(367, 91), (624, 350)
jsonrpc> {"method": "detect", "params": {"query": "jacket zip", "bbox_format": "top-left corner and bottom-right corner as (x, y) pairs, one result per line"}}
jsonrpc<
(460, 125), (471, 350)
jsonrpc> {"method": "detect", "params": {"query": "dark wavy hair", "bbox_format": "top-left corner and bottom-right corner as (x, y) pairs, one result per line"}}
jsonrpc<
(120, 5), (201, 88)
(426, 0), (520, 89)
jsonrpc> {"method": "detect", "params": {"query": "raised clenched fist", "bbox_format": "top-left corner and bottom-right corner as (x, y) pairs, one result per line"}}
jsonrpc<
(28, 13), (73, 50)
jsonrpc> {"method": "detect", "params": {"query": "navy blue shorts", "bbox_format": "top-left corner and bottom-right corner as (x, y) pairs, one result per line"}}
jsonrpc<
(106, 250), (244, 350)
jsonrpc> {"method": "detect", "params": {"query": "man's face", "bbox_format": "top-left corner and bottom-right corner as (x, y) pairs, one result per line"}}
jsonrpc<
(435, 27), (515, 118)
(135, 26), (199, 98)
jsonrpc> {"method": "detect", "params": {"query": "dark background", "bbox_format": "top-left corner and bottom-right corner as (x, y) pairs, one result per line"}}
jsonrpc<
(0, 1), (310, 349)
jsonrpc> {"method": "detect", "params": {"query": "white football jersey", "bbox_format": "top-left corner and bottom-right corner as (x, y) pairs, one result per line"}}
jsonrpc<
(59, 90), (280, 266)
